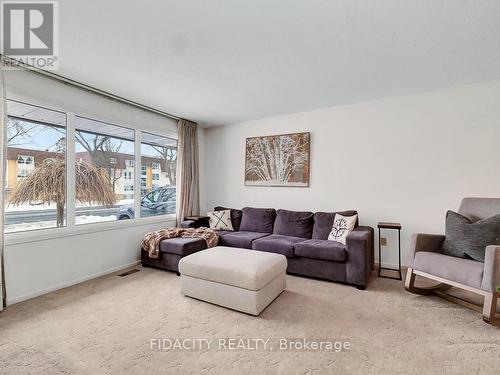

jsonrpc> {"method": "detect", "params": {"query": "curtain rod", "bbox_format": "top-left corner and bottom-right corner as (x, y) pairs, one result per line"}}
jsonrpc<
(1, 55), (195, 123)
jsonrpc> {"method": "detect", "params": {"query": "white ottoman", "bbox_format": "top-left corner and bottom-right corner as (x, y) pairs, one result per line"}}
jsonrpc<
(178, 246), (287, 315)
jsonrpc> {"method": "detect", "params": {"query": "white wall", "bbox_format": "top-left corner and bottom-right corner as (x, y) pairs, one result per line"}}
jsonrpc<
(4, 69), (180, 304)
(202, 80), (500, 266)
(5, 221), (173, 304)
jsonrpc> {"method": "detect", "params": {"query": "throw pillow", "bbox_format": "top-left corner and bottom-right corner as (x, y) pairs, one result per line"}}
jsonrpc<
(207, 210), (234, 231)
(214, 206), (242, 231)
(442, 210), (500, 262)
(328, 214), (358, 245)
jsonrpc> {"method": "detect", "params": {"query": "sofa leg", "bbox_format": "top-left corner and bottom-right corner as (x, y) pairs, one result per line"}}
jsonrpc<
(356, 285), (366, 290)
(482, 292), (498, 324)
(176, 272), (181, 277)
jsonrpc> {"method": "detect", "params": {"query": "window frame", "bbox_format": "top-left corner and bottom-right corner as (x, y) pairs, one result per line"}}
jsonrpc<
(4, 96), (178, 246)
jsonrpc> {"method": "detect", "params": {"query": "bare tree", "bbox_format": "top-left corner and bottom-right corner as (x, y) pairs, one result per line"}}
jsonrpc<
(75, 131), (109, 164)
(53, 137), (66, 154)
(7, 118), (43, 146)
(151, 145), (177, 186)
(74, 131), (125, 193)
(101, 138), (124, 193)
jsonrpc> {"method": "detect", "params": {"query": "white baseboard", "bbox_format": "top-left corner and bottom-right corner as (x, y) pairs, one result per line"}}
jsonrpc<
(7, 260), (141, 306)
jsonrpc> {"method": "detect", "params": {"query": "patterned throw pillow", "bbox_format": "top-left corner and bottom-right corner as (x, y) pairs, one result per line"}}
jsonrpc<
(208, 210), (234, 231)
(328, 214), (357, 245)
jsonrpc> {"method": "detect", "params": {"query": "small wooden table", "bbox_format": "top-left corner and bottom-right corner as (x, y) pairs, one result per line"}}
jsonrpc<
(377, 222), (402, 280)
(184, 215), (210, 227)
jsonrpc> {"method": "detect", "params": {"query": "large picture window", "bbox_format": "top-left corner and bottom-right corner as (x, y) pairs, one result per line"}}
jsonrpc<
(4, 100), (67, 233)
(75, 116), (135, 224)
(140, 132), (177, 218)
(3, 99), (177, 235)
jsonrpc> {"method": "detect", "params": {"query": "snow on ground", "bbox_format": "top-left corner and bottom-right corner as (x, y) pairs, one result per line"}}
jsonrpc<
(5, 215), (118, 233)
(5, 200), (134, 212)
(75, 215), (117, 225)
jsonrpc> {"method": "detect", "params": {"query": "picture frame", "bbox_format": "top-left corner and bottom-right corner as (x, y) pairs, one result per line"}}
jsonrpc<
(244, 132), (310, 187)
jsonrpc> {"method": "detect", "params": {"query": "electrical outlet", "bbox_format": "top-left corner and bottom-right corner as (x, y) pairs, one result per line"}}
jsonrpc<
(380, 237), (387, 246)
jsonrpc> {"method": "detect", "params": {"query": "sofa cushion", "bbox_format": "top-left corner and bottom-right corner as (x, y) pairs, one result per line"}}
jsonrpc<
(252, 234), (305, 258)
(294, 239), (347, 262)
(217, 230), (270, 249)
(413, 251), (484, 288)
(214, 206), (242, 231)
(273, 209), (314, 239)
(160, 237), (207, 256)
(442, 210), (500, 262)
(239, 207), (276, 233)
(312, 210), (358, 240)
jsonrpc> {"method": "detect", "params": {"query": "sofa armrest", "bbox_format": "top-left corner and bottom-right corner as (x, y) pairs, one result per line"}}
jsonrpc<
(345, 226), (374, 288)
(481, 245), (500, 292)
(410, 233), (445, 260)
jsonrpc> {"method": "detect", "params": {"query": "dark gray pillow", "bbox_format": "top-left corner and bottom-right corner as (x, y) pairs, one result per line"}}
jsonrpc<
(442, 210), (500, 262)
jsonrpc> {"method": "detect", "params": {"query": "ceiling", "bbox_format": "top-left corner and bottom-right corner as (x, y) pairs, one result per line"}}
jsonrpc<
(56, 0), (500, 126)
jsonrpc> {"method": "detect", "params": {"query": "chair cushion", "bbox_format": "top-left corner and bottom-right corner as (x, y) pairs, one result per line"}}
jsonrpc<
(294, 239), (347, 262)
(312, 211), (358, 240)
(214, 206), (242, 231)
(239, 207), (276, 233)
(273, 209), (314, 239)
(252, 234), (305, 258)
(413, 251), (484, 289)
(160, 237), (207, 256)
(217, 230), (270, 249)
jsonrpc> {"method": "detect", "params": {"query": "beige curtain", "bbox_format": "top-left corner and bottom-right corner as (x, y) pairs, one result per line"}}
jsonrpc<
(0, 64), (6, 311)
(176, 120), (199, 226)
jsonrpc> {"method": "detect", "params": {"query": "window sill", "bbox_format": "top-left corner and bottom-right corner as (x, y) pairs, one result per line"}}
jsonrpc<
(5, 214), (177, 246)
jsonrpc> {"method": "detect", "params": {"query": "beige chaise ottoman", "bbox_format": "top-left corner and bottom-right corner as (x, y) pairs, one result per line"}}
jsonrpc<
(178, 246), (287, 315)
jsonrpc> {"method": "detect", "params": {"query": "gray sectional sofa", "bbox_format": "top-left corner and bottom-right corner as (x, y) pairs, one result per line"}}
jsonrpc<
(141, 206), (374, 289)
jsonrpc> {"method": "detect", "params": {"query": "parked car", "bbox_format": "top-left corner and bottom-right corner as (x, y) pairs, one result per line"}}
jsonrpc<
(116, 187), (176, 219)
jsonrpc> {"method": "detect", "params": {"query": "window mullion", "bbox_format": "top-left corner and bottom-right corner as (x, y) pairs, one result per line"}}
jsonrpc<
(134, 129), (141, 219)
(66, 112), (76, 227)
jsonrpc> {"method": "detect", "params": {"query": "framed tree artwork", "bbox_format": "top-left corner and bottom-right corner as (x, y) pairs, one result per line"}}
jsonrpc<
(244, 132), (310, 187)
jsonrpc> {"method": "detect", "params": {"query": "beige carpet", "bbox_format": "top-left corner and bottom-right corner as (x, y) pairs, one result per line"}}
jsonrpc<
(0, 267), (498, 375)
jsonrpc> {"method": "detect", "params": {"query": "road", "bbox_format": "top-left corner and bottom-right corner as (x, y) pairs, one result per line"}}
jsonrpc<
(5, 206), (121, 224)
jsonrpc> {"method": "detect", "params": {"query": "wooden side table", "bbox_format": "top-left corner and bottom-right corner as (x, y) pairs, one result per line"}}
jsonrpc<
(184, 215), (210, 228)
(377, 222), (402, 280)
